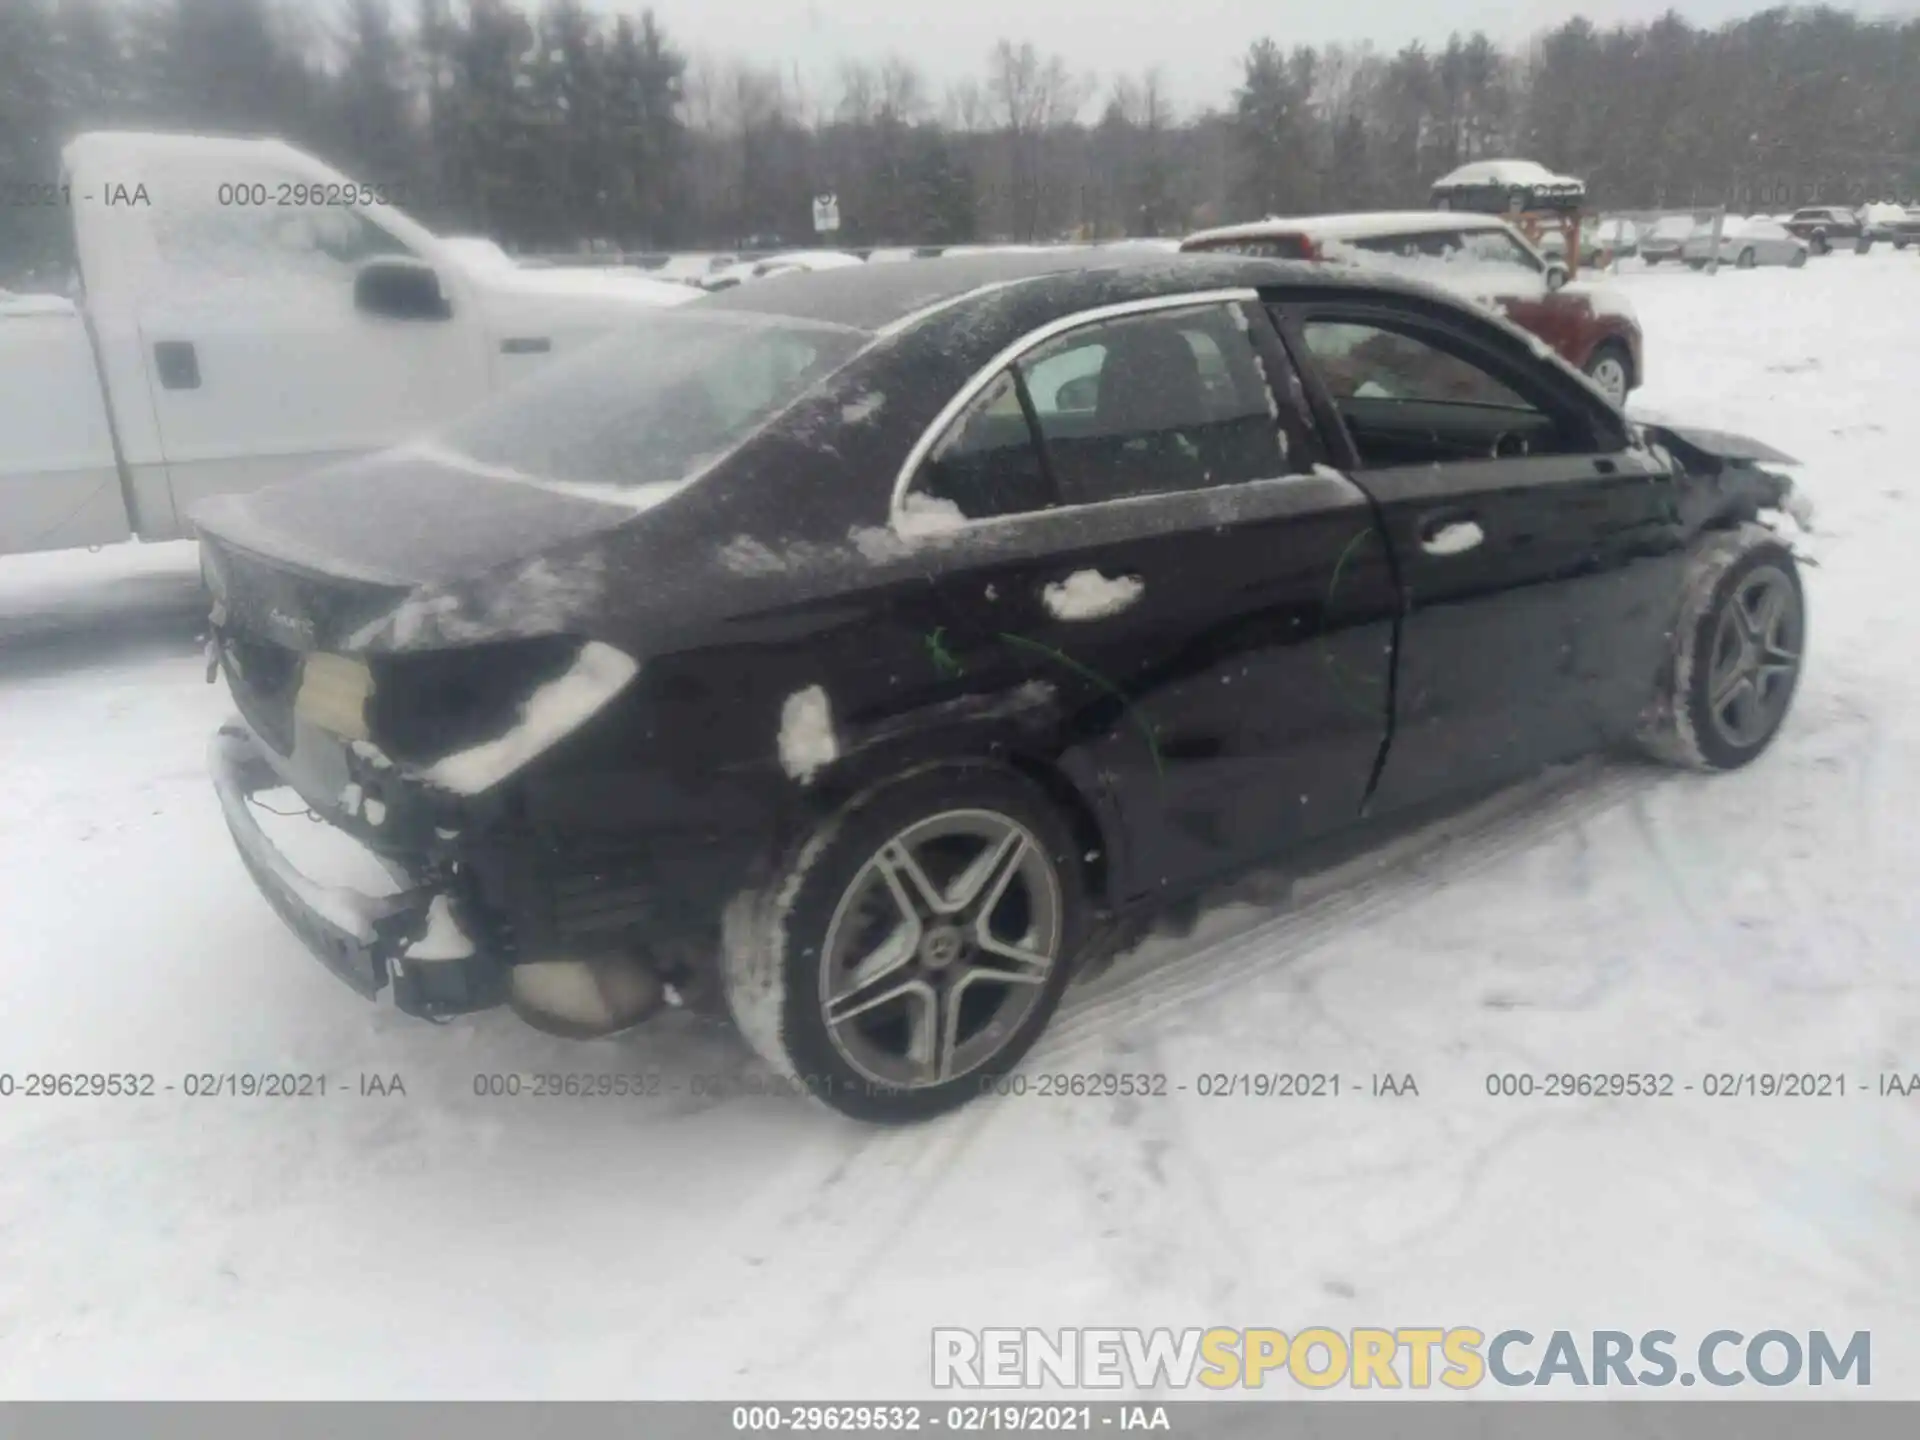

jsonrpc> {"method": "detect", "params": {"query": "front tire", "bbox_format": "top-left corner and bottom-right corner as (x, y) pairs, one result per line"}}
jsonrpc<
(1789, 247), (1808, 268)
(1584, 341), (1634, 405)
(722, 765), (1087, 1123)
(1639, 528), (1805, 772)
(1737, 247), (1757, 269)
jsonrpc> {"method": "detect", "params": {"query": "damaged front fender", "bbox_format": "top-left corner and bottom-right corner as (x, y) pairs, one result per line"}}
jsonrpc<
(1640, 422), (1815, 536)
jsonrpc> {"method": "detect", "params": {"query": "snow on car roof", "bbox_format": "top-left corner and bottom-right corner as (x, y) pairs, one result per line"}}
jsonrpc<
(1431, 159), (1584, 190)
(691, 249), (1214, 332)
(1183, 211), (1517, 246)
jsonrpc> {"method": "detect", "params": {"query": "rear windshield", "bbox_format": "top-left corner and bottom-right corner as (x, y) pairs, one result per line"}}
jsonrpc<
(436, 308), (868, 491)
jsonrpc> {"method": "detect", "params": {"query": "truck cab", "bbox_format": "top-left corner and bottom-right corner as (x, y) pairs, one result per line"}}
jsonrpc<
(1, 131), (697, 558)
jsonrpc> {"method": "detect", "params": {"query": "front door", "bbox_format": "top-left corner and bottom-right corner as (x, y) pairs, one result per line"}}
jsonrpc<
(1276, 298), (1683, 814)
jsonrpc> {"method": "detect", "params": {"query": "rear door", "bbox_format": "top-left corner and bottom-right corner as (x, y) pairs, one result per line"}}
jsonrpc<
(1271, 293), (1686, 813)
(903, 294), (1398, 899)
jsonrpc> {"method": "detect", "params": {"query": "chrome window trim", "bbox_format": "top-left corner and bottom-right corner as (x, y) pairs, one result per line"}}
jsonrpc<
(888, 287), (1266, 530)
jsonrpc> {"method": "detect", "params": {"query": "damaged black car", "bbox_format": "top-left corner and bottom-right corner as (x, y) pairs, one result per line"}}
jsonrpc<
(197, 250), (1811, 1122)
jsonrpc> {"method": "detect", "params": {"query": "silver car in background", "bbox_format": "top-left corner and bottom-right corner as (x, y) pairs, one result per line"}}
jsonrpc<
(1682, 216), (1809, 269)
(1639, 215), (1697, 264)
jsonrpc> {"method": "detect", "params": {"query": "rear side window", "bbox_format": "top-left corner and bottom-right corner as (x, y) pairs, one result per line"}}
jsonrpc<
(909, 301), (1304, 520)
(1024, 305), (1288, 504)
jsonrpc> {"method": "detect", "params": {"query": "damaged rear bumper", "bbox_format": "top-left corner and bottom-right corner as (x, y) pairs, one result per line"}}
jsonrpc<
(209, 723), (509, 1018)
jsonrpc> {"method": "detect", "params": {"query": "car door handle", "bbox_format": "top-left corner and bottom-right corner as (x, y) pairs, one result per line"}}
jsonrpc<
(1417, 508), (1484, 556)
(153, 340), (200, 390)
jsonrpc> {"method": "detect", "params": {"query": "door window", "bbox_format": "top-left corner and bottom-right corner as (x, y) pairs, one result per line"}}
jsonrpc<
(1457, 228), (1544, 273)
(1299, 318), (1585, 466)
(1021, 304), (1291, 504)
(915, 370), (1058, 521)
(1350, 231), (1464, 261)
(908, 301), (1306, 521)
(147, 163), (415, 299)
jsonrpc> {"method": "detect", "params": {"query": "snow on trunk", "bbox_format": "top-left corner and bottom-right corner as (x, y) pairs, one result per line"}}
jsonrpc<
(422, 641), (639, 795)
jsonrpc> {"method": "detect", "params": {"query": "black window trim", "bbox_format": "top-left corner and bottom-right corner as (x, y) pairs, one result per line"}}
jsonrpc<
(1266, 291), (1629, 467)
(893, 287), (1334, 532)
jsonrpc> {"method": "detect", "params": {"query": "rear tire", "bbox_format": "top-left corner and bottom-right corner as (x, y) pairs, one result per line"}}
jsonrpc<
(1789, 248), (1807, 268)
(1639, 527), (1805, 773)
(1810, 230), (1831, 255)
(721, 765), (1088, 1123)
(1737, 247), (1757, 269)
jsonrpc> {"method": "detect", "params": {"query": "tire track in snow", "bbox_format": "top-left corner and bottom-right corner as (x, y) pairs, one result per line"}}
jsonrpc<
(1066, 1027), (1260, 1318)
(1037, 760), (1656, 1065)
(620, 760), (1663, 1370)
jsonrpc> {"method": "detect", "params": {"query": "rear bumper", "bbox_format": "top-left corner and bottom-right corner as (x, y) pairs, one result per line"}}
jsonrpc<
(209, 723), (508, 1018)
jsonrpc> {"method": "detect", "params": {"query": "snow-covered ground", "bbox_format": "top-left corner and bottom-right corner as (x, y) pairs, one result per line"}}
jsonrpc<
(4, 252), (1920, 1399)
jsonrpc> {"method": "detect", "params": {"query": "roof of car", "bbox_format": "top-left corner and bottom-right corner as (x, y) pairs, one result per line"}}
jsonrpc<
(688, 248), (1347, 333)
(1430, 159), (1584, 191)
(1181, 211), (1515, 247)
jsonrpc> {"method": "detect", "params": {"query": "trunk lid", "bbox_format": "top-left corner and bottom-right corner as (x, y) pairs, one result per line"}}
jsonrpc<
(194, 443), (645, 597)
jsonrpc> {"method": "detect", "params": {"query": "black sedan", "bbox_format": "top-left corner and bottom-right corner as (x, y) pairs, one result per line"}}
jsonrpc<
(196, 251), (1811, 1123)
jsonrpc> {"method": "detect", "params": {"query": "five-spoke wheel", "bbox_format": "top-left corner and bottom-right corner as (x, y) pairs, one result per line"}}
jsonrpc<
(1703, 564), (1802, 754)
(724, 767), (1085, 1122)
(820, 810), (1063, 1091)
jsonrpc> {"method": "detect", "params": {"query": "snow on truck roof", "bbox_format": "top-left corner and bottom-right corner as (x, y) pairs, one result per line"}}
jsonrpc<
(1182, 211), (1517, 246)
(63, 129), (317, 173)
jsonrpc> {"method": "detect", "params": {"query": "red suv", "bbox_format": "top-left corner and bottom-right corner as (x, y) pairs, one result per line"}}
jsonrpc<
(1180, 212), (1644, 404)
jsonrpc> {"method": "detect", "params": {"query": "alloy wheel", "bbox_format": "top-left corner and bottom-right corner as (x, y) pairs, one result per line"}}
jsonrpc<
(1705, 565), (1802, 750)
(817, 809), (1063, 1090)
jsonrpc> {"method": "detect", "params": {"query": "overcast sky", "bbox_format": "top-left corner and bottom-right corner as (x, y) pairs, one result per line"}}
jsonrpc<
(588, 0), (1894, 114)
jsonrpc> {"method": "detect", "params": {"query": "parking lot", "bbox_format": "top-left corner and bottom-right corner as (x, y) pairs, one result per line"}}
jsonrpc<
(3, 249), (1919, 1398)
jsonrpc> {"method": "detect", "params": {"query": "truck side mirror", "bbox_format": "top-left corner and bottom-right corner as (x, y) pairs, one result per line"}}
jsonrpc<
(354, 258), (451, 320)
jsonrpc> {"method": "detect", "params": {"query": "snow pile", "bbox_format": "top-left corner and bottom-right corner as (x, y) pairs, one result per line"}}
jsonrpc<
(1042, 570), (1143, 621)
(777, 685), (838, 785)
(422, 641), (639, 795)
(896, 491), (970, 536)
(1422, 520), (1484, 556)
(718, 535), (789, 576)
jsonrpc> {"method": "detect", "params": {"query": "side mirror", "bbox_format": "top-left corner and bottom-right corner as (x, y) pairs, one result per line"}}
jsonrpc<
(354, 258), (451, 320)
(1544, 262), (1570, 292)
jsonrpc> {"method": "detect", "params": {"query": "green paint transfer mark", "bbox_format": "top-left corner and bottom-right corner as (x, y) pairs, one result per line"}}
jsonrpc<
(925, 626), (964, 678)
(998, 630), (1164, 778)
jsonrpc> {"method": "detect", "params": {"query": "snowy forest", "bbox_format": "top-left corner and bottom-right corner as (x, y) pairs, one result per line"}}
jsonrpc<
(3, 0), (1919, 273)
